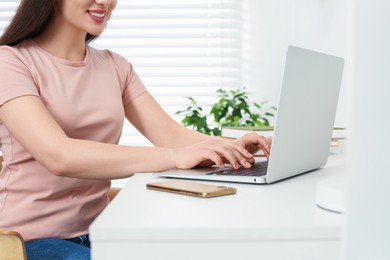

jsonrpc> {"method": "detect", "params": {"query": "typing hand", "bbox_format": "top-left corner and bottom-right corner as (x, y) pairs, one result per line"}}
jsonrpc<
(233, 132), (272, 159)
(172, 137), (255, 170)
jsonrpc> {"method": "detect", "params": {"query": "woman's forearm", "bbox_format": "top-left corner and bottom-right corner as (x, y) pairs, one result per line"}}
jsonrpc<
(49, 138), (176, 180)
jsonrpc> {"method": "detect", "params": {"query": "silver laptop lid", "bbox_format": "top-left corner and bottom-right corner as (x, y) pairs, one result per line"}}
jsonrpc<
(265, 46), (344, 183)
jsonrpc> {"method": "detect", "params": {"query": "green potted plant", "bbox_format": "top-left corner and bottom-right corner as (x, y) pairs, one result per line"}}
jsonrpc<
(176, 88), (277, 136)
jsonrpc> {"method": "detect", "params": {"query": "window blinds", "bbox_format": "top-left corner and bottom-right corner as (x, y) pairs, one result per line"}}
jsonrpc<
(0, 0), (243, 146)
(0, 1), (18, 28)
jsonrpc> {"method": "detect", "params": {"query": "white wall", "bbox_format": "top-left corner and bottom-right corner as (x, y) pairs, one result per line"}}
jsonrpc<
(292, 0), (348, 57)
(241, 0), (348, 127)
(241, 0), (293, 117)
(342, 0), (390, 259)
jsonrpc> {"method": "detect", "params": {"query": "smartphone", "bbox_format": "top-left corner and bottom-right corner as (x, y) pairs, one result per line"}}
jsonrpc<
(146, 180), (236, 198)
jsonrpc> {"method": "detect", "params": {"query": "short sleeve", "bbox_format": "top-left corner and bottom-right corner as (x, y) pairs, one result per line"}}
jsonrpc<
(106, 50), (146, 106)
(0, 46), (39, 106)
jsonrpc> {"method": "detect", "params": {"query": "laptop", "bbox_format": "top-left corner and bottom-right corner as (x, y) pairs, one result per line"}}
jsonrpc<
(157, 46), (344, 184)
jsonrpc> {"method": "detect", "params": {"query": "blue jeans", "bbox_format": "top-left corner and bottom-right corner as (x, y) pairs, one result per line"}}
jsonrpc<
(25, 234), (90, 260)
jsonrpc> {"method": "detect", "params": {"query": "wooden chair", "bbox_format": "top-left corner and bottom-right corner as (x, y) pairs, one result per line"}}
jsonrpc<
(0, 155), (121, 260)
(0, 229), (27, 260)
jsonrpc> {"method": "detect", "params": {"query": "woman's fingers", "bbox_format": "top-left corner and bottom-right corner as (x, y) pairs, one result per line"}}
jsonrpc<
(228, 143), (254, 168)
(212, 141), (256, 169)
(175, 135), (267, 170)
(207, 151), (225, 168)
(230, 142), (254, 158)
(234, 133), (273, 158)
(262, 136), (273, 159)
(211, 144), (241, 169)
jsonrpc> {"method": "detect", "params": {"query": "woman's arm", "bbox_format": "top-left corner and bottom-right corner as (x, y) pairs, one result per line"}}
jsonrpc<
(0, 95), (178, 179)
(0, 94), (264, 180)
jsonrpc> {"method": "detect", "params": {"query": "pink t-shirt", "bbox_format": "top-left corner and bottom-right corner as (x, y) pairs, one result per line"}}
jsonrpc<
(0, 40), (146, 241)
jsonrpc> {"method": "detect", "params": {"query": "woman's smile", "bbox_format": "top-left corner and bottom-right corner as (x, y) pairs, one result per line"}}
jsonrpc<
(87, 9), (107, 24)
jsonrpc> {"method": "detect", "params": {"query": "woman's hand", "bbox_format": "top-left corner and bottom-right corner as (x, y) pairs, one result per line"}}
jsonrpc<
(233, 132), (272, 159)
(171, 137), (256, 170)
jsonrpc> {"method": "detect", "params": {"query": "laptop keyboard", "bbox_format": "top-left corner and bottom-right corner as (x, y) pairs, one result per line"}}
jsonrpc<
(206, 161), (268, 177)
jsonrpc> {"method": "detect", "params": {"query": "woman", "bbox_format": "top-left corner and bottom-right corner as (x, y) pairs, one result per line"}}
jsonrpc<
(0, 0), (271, 259)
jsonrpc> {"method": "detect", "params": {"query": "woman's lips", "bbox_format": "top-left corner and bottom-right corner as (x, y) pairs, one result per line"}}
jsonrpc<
(87, 10), (107, 24)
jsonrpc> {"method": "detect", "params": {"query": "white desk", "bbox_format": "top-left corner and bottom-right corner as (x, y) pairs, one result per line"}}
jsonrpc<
(90, 154), (345, 260)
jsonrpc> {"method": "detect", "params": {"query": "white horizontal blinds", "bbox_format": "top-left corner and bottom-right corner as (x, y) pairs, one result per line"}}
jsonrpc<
(0, 1), (19, 31)
(92, 0), (242, 146)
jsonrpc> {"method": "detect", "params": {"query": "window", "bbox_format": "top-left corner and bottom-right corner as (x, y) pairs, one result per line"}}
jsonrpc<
(0, 0), (243, 146)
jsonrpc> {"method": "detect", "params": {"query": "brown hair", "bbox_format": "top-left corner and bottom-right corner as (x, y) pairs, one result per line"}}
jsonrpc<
(0, 0), (96, 46)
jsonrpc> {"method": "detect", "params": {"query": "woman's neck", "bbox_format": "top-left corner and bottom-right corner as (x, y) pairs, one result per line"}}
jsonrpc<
(33, 17), (88, 61)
